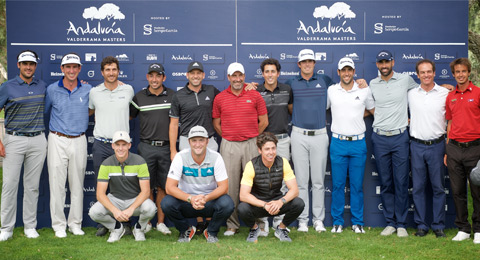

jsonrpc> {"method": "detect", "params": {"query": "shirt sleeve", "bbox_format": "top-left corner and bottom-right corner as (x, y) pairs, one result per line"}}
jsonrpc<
(167, 153), (184, 181)
(0, 82), (8, 109)
(282, 158), (296, 182)
(169, 93), (180, 118)
(97, 165), (110, 182)
(255, 92), (268, 116)
(212, 93), (221, 119)
(287, 86), (293, 105)
(240, 161), (255, 187)
(129, 95), (140, 118)
(88, 88), (95, 110)
(365, 88), (375, 110)
(445, 94), (452, 120)
(407, 75), (418, 90)
(137, 161), (150, 180)
(213, 154), (228, 182)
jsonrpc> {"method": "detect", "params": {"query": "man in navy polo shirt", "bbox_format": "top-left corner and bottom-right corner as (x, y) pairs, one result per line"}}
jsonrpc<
(45, 53), (92, 238)
(130, 63), (174, 235)
(0, 50), (47, 241)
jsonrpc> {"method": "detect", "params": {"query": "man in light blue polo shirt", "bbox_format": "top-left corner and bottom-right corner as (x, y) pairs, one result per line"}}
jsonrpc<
(369, 50), (417, 237)
(45, 53), (92, 238)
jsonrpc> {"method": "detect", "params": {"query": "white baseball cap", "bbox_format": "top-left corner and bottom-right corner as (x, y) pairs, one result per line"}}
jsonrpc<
(188, 125), (209, 139)
(227, 62), (245, 76)
(112, 131), (131, 143)
(18, 51), (38, 63)
(298, 49), (315, 62)
(61, 53), (82, 66)
(338, 57), (355, 70)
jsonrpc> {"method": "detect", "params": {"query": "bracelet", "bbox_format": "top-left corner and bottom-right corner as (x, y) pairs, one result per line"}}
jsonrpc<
(263, 202), (267, 209)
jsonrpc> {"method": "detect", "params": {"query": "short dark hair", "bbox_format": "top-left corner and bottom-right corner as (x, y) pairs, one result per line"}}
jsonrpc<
(415, 59), (435, 74)
(101, 56), (120, 71)
(260, 58), (281, 73)
(17, 49), (38, 61)
(256, 132), (278, 149)
(449, 57), (471, 74)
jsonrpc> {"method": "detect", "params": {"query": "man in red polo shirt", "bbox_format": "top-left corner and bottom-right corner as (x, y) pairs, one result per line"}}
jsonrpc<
(444, 57), (480, 244)
(213, 62), (268, 236)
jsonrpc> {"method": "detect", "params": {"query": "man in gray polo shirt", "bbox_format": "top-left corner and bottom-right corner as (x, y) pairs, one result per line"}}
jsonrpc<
(369, 50), (417, 237)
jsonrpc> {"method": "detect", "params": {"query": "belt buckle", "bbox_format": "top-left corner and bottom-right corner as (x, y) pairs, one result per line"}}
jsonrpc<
(306, 130), (315, 136)
(153, 141), (164, 146)
(426, 140), (433, 145)
(384, 131), (394, 137)
(346, 136), (353, 141)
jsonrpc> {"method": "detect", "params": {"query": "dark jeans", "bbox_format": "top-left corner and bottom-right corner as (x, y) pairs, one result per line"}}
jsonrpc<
(446, 141), (480, 233)
(237, 197), (305, 228)
(161, 194), (234, 236)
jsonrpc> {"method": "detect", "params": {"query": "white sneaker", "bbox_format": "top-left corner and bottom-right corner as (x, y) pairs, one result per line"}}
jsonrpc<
(68, 227), (85, 236)
(314, 221), (326, 233)
(55, 230), (67, 238)
(223, 229), (238, 236)
(107, 224), (125, 243)
(297, 222), (308, 232)
(259, 218), (269, 237)
(132, 227), (146, 241)
(331, 225), (343, 233)
(145, 223), (152, 233)
(156, 223), (172, 235)
(380, 226), (396, 236)
(0, 231), (13, 241)
(351, 225), (365, 234)
(452, 231), (470, 241)
(397, 227), (408, 237)
(474, 233), (480, 244)
(24, 228), (39, 239)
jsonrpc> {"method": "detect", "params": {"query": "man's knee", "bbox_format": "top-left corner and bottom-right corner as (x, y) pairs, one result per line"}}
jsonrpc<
(88, 202), (105, 222)
(141, 199), (157, 217)
(216, 195), (235, 215)
(290, 197), (305, 213)
(160, 195), (176, 214)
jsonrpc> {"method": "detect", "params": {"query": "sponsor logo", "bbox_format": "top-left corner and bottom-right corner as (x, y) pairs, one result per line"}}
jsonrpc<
(344, 204), (351, 209)
(345, 52), (360, 60)
(144, 24), (152, 35)
(83, 187), (96, 192)
(66, 3), (126, 42)
(374, 23), (383, 34)
(171, 54), (193, 62)
(280, 71), (300, 76)
(202, 54), (224, 62)
(408, 188), (413, 194)
(325, 187), (331, 193)
(88, 136), (95, 143)
(315, 52), (327, 61)
(315, 84), (322, 88)
(297, 2), (357, 42)
(376, 186), (381, 195)
(85, 53), (97, 62)
(172, 72), (187, 77)
(444, 188), (449, 195)
(85, 171), (95, 176)
(402, 53), (424, 60)
(87, 70), (95, 77)
(146, 54), (158, 61)
(115, 54), (130, 62)
(445, 205), (448, 211)
(249, 53), (270, 60)
(434, 53), (455, 61)
(207, 69), (220, 80)
(50, 72), (64, 77)
(279, 52), (297, 61)
(317, 69), (325, 74)
(400, 71), (417, 76)
(50, 54), (63, 61)
(325, 171), (331, 176)
(378, 203), (383, 211)
(118, 70), (128, 79)
(371, 171), (378, 176)
(373, 22), (409, 34)
(408, 204), (415, 212)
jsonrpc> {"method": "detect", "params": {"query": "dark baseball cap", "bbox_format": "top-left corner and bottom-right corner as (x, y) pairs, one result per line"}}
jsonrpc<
(148, 63), (165, 74)
(376, 50), (394, 62)
(188, 61), (204, 72)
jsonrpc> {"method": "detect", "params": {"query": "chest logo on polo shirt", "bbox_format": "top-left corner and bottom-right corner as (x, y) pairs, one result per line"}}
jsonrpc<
(80, 97), (83, 102)
(451, 98), (457, 103)
(468, 99), (474, 102)
(355, 96), (360, 100)
(315, 84), (322, 88)
(118, 96), (126, 99)
(246, 100), (252, 103)
(205, 96), (210, 100)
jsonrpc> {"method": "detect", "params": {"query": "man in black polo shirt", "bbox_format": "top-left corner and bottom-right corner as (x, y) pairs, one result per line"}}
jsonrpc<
(130, 63), (174, 235)
(256, 58), (293, 236)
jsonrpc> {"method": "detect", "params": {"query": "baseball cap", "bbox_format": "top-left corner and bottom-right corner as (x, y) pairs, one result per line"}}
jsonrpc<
(17, 51), (38, 63)
(188, 61), (204, 72)
(188, 125), (209, 139)
(112, 131), (131, 143)
(376, 50), (394, 62)
(148, 63), (165, 74)
(338, 57), (355, 70)
(61, 53), (82, 66)
(471, 160), (480, 186)
(227, 62), (245, 76)
(298, 49), (315, 62)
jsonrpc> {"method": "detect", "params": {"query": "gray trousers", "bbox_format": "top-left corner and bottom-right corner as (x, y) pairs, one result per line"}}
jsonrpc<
(291, 126), (328, 224)
(88, 194), (157, 231)
(220, 137), (258, 230)
(1, 134), (47, 232)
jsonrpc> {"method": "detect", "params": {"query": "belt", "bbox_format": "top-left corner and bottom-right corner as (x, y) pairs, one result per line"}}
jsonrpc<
(6, 130), (43, 137)
(373, 127), (407, 136)
(332, 133), (365, 141)
(95, 137), (113, 143)
(141, 139), (169, 147)
(449, 138), (480, 148)
(275, 133), (289, 140)
(410, 135), (445, 146)
(292, 126), (326, 136)
(50, 131), (85, 139)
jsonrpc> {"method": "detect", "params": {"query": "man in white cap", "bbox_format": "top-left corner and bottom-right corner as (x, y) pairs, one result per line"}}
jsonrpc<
(212, 62), (268, 236)
(88, 131), (156, 243)
(45, 52), (92, 238)
(327, 57), (374, 234)
(162, 125), (234, 243)
(0, 50), (47, 241)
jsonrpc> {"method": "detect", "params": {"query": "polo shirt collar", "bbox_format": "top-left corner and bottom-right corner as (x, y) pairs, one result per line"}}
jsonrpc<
(58, 77), (82, 89)
(416, 82), (440, 93)
(188, 149), (211, 167)
(113, 152), (132, 166)
(145, 85), (167, 96)
(226, 84), (246, 96)
(378, 71), (399, 82)
(297, 72), (318, 81)
(335, 82), (359, 92)
(455, 81), (475, 93)
(184, 83), (205, 94)
(259, 82), (279, 93)
(15, 75), (39, 85)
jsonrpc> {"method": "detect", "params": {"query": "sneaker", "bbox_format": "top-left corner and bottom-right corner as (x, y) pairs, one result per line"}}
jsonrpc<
(132, 226), (146, 241)
(55, 230), (67, 238)
(203, 229), (219, 243)
(96, 226), (108, 237)
(68, 227), (85, 236)
(314, 221), (326, 233)
(107, 224), (125, 243)
(352, 225), (365, 234)
(474, 233), (480, 244)
(259, 218), (269, 237)
(24, 228), (39, 239)
(246, 227), (260, 243)
(145, 223), (152, 233)
(275, 226), (292, 242)
(331, 225), (343, 233)
(0, 231), (13, 241)
(156, 223), (172, 235)
(397, 227), (408, 237)
(177, 226), (196, 243)
(298, 222), (308, 232)
(223, 228), (238, 236)
(380, 226), (396, 236)
(452, 231), (470, 241)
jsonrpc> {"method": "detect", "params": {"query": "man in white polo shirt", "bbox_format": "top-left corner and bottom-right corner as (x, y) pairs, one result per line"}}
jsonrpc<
(327, 57), (374, 234)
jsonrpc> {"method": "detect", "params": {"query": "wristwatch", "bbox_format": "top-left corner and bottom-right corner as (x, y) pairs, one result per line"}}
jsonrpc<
(187, 196), (192, 203)
(281, 198), (287, 205)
